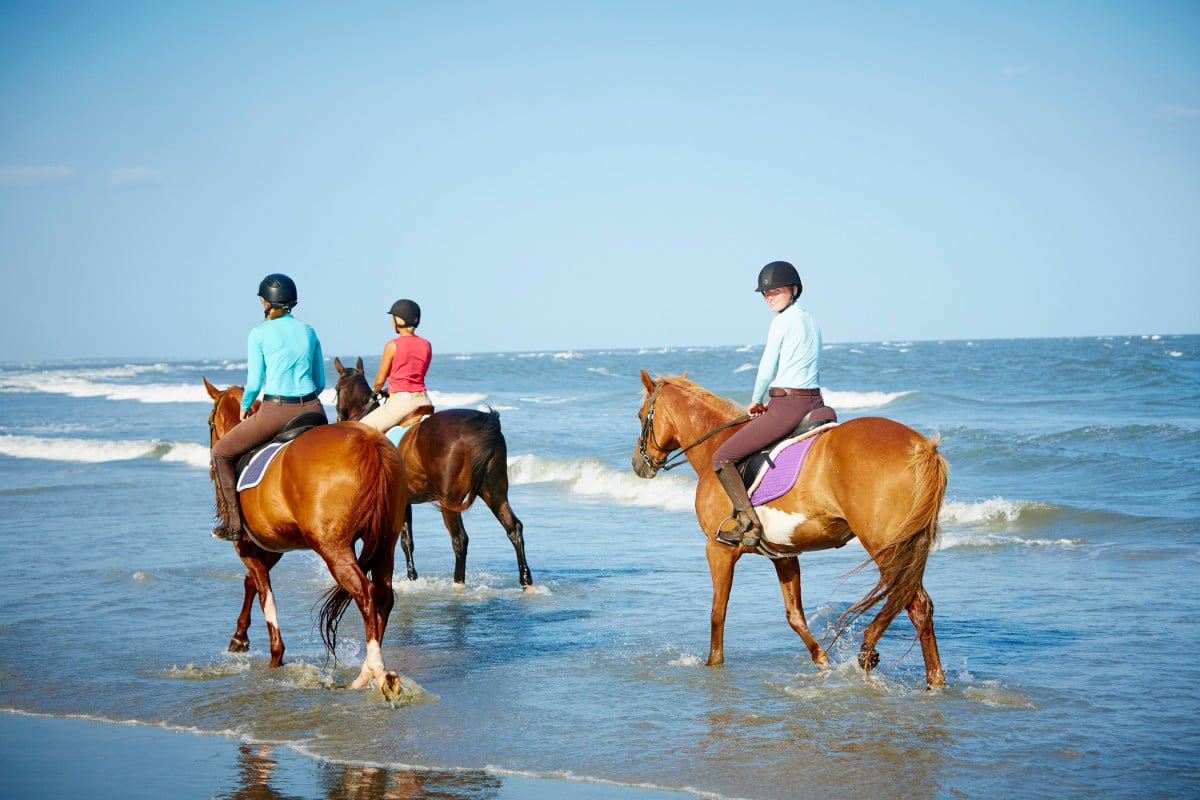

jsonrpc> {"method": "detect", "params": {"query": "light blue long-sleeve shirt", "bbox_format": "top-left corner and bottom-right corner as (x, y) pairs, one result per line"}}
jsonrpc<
(243, 314), (325, 412)
(751, 301), (821, 405)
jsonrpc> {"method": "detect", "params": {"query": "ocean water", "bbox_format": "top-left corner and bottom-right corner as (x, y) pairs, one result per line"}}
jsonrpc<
(0, 334), (1197, 799)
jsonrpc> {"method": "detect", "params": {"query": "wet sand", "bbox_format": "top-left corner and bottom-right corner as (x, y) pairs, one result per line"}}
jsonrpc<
(0, 712), (689, 800)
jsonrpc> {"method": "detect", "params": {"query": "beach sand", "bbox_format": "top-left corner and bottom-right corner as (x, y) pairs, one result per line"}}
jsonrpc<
(0, 712), (686, 799)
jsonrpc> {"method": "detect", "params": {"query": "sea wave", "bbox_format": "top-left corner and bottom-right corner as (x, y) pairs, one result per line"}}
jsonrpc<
(508, 453), (696, 512)
(0, 371), (212, 403)
(0, 368), (487, 410)
(0, 434), (210, 467)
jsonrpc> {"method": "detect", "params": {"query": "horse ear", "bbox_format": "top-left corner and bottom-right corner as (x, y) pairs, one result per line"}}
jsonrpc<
(334, 357), (345, 375)
(640, 370), (655, 392)
(356, 356), (364, 371)
(681, 369), (688, 380)
(203, 377), (221, 400)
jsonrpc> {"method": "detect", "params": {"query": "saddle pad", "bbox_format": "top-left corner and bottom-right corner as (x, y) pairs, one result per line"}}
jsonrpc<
(237, 442), (287, 491)
(749, 434), (818, 507)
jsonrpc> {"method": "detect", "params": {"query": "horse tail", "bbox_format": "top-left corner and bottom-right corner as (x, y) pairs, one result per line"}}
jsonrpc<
(439, 408), (505, 514)
(838, 434), (949, 634)
(318, 429), (404, 655)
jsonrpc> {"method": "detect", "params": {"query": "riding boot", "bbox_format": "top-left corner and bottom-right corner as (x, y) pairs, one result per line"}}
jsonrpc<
(211, 457), (244, 541)
(714, 461), (763, 548)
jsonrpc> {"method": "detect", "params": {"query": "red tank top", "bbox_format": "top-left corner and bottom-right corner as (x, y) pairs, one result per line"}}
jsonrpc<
(386, 335), (431, 393)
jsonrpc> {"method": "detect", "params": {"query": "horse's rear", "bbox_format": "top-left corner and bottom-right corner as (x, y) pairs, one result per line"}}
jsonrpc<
(397, 409), (533, 588)
(796, 417), (948, 687)
(242, 422), (406, 554)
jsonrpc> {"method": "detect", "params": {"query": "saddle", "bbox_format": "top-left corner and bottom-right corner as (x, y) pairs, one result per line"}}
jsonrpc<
(234, 411), (328, 476)
(736, 405), (838, 487)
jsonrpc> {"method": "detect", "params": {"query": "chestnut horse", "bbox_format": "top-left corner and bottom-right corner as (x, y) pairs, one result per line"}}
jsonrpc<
(204, 378), (409, 701)
(332, 357), (533, 590)
(632, 371), (948, 689)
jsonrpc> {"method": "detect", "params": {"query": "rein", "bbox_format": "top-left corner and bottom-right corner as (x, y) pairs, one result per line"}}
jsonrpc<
(638, 382), (750, 472)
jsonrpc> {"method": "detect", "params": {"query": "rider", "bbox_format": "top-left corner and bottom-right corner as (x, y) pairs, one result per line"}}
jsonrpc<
(710, 260), (827, 548)
(209, 273), (327, 541)
(359, 299), (432, 433)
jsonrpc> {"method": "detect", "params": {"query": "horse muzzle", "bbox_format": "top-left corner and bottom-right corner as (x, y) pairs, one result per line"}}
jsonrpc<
(631, 453), (659, 479)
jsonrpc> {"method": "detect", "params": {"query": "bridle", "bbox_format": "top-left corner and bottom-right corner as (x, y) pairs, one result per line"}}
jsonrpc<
(637, 381), (750, 473)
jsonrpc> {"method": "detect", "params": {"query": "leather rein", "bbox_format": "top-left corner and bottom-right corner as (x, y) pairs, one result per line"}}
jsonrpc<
(637, 382), (750, 472)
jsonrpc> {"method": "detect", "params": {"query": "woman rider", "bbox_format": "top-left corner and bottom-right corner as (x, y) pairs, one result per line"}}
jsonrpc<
(210, 273), (327, 541)
(359, 299), (432, 434)
(710, 261), (827, 548)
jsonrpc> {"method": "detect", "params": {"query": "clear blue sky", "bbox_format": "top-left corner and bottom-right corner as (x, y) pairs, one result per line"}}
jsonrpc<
(2, 2), (1197, 361)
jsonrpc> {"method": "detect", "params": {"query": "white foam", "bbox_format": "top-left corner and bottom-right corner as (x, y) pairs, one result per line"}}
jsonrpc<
(507, 453), (696, 512)
(0, 371), (212, 403)
(0, 434), (209, 467)
(941, 496), (1040, 525)
(824, 389), (910, 409)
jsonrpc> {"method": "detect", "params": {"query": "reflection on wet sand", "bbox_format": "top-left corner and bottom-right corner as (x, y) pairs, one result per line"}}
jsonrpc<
(223, 742), (503, 800)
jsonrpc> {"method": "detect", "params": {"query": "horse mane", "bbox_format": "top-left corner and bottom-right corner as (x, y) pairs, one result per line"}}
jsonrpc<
(656, 374), (746, 419)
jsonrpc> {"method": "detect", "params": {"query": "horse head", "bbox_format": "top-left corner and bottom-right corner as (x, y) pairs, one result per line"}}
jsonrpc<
(332, 357), (376, 422)
(203, 377), (256, 443)
(633, 370), (683, 478)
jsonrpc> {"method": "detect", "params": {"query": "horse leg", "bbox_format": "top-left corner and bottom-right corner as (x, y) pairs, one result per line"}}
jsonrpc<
(228, 573), (255, 652)
(772, 557), (830, 670)
(323, 554), (395, 693)
(704, 538), (740, 666)
(229, 550), (283, 652)
(238, 547), (286, 667)
(440, 508), (470, 587)
(483, 489), (533, 589)
(906, 587), (945, 689)
(400, 503), (417, 581)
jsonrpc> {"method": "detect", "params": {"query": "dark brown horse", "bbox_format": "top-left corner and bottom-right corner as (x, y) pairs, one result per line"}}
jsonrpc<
(632, 371), (948, 689)
(333, 357), (533, 591)
(204, 377), (409, 700)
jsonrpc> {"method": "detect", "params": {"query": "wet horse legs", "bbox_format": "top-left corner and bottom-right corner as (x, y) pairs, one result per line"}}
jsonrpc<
(773, 556), (831, 669)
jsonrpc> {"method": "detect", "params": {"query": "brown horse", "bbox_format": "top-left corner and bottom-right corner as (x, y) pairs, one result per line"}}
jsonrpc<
(632, 371), (948, 689)
(203, 377), (409, 700)
(332, 357), (533, 591)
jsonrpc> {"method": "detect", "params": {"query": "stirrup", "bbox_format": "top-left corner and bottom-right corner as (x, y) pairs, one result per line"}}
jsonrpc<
(715, 516), (760, 548)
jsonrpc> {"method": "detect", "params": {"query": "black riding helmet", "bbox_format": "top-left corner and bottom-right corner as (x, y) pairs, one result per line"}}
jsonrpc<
(387, 299), (421, 328)
(755, 261), (803, 296)
(258, 273), (298, 309)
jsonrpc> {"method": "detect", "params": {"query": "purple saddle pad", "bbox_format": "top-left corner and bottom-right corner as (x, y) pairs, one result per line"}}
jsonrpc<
(750, 434), (818, 506)
(237, 442), (287, 491)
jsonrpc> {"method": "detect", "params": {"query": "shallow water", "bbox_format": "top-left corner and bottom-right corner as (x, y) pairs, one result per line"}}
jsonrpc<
(1, 335), (1197, 798)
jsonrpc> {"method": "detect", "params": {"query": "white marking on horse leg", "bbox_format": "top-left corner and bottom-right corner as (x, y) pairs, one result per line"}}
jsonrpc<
(261, 589), (279, 628)
(759, 506), (809, 546)
(348, 640), (386, 689)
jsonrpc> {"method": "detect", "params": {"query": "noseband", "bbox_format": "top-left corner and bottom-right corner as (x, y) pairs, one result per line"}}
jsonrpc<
(637, 382), (750, 473)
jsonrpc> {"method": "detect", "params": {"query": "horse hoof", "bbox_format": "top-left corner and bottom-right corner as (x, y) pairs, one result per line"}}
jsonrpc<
(858, 649), (880, 670)
(227, 636), (250, 653)
(378, 672), (404, 703)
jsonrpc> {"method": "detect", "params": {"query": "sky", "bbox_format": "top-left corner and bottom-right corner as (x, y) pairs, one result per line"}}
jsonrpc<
(1, 1), (1197, 362)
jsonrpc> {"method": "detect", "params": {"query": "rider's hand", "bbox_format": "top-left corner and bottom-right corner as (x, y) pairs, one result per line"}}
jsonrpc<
(239, 407), (250, 421)
(748, 402), (766, 417)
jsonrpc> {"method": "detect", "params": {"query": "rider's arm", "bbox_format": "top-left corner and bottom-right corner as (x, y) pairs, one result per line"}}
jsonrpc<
(371, 340), (396, 393)
(243, 328), (266, 413)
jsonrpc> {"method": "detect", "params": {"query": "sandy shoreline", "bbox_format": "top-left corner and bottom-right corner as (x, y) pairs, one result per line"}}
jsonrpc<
(0, 712), (691, 799)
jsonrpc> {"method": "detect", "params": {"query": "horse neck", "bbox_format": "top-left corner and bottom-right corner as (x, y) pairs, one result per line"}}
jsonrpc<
(662, 384), (740, 470)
